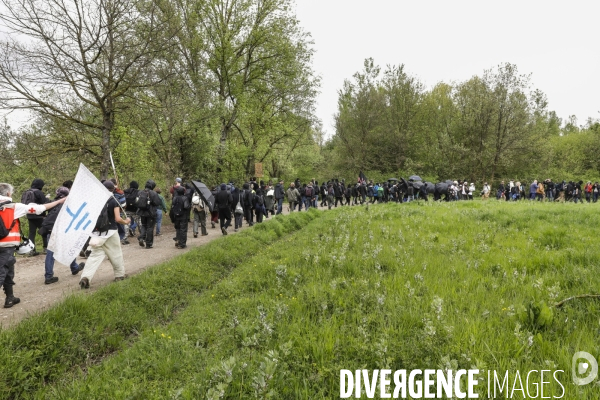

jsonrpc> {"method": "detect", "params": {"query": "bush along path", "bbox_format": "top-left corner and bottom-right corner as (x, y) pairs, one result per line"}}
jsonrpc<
(33, 201), (600, 399)
(0, 209), (319, 399)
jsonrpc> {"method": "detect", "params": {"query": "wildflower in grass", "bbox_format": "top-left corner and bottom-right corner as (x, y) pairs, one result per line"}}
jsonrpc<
(414, 273), (424, 282)
(431, 296), (443, 319)
(423, 318), (436, 338)
(377, 294), (385, 305)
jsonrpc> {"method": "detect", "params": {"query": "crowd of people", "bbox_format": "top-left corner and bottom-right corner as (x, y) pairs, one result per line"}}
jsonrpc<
(1, 174), (598, 309)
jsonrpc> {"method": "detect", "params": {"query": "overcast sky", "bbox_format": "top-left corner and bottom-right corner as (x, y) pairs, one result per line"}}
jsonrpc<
(295, 0), (599, 137)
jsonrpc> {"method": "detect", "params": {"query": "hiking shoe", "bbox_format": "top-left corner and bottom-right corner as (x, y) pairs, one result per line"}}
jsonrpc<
(28, 250), (40, 257)
(234, 229), (238, 232)
(221, 227), (228, 235)
(173, 237), (177, 241)
(155, 233), (161, 236)
(121, 239), (130, 245)
(114, 275), (128, 282)
(138, 239), (145, 247)
(72, 262), (85, 275)
(44, 277), (59, 285)
(42, 248), (47, 255)
(85, 250), (91, 258)
(4, 296), (20, 308)
(201, 233), (209, 236)
(176, 244), (187, 249)
(193, 233), (198, 238)
(129, 229), (135, 237)
(79, 277), (90, 289)
(79, 250), (86, 257)
(211, 222), (215, 228)
(145, 245), (153, 249)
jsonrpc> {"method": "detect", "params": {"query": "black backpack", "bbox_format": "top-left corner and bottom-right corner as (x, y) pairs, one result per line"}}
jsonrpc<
(171, 196), (186, 217)
(305, 186), (313, 197)
(94, 201), (111, 232)
(136, 189), (150, 210)
(125, 188), (138, 208)
(256, 194), (265, 206)
(21, 189), (35, 205)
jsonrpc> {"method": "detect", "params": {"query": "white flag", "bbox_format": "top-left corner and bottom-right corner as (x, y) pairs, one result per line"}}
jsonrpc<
(48, 163), (111, 266)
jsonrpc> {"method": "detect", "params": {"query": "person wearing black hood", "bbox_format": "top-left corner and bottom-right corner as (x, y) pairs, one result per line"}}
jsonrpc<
(231, 184), (244, 232)
(123, 181), (140, 237)
(242, 183), (255, 226)
(215, 183), (233, 235)
(136, 180), (161, 249)
(171, 186), (190, 248)
(22, 179), (50, 256)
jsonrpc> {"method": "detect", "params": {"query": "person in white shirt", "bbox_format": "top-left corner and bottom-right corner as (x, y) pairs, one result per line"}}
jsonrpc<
(0, 182), (66, 308)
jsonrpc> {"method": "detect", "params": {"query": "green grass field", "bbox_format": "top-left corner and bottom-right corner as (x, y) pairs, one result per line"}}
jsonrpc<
(2, 201), (600, 399)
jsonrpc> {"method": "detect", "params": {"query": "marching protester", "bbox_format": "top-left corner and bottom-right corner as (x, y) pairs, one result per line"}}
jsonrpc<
(136, 180), (162, 249)
(21, 179), (50, 256)
(191, 190), (208, 237)
(232, 184), (244, 232)
(39, 187), (85, 284)
(1, 182), (67, 306)
(275, 179), (285, 215)
(155, 187), (167, 236)
(78, 181), (130, 289)
(286, 182), (300, 212)
(215, 184), (233, 234)
(171, 186), (190, 248)
(123, 181), (140, 237)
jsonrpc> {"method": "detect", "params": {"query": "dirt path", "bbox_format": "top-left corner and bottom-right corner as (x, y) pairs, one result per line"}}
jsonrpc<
(0, 209), (296, 329)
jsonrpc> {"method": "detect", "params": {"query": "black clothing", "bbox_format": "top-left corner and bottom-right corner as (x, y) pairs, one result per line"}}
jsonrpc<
(215, 189), (233, 209)
(106, 197), (120, 231)
(274, 184), (285, 200)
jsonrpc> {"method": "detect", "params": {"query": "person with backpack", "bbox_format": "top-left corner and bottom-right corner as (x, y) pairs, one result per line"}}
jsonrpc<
(38, 187), (85, 284)
(264, 184), (275, 218)
(191, 189), (208, 238)
(171, 186), (190, 248)
(136, 180), (162, 249)
(304, 183), (314, 210)
(123, 181), (140, 237)
(21, 179), (50, 256)
(215, 183), (233, 234)
(0, 182), (67, 307)
(78, 181), (130, 289)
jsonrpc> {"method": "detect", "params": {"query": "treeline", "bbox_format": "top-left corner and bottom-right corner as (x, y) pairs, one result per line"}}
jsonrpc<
(0, 0), (321, 194)
(324, 58), (600, 185)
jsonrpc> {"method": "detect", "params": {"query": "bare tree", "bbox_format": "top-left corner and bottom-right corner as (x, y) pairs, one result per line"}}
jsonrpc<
(0, 0), (173, 178)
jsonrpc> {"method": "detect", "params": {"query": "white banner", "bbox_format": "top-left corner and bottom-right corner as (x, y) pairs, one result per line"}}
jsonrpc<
(48, 163), (111, 266)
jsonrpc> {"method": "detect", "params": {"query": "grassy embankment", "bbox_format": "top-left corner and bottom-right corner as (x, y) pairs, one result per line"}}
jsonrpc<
(4, 201), (600, 398)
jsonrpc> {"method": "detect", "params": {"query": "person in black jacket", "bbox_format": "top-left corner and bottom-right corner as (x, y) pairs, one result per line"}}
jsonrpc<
(274, 180), (285, 215)
(231, 185), (244, 232)
(320, 182), (328, 207)
(123, 181), (140, 237)
(171, 186), (190, 248)
(40, 187), (85, 284)
(242, 183), (254, 226)
(137, 180), (162, 249)
(215, 183), (233, 235)
(23, 179), (50, 256)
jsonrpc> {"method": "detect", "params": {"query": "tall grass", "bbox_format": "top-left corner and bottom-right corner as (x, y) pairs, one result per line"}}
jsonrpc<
(5, 201), (600, 398)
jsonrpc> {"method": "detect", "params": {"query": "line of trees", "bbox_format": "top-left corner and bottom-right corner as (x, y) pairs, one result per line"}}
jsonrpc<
(325, 58), (600, 185)
(0, 0), (321, 192)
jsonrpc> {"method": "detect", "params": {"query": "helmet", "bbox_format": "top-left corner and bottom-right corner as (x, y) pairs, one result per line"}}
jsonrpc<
(17, 238), (35, 255)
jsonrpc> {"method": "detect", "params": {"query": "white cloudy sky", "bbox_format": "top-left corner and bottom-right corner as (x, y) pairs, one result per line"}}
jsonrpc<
(295, 0), (600, 137)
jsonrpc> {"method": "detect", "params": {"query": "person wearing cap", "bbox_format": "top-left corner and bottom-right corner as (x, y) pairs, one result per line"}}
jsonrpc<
(274, 179), (285, 215)
(0, 182), (67, 307)
(39, 187), (86, 284)
(78, 181), (131, 289)
(169, 177), (182, 196)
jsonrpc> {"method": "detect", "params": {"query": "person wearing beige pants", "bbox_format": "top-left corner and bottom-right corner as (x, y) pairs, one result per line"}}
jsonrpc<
(79, 181), (130, 289)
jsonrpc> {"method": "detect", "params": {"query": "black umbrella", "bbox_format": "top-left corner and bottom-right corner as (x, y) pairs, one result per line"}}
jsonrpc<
(424, 182), (435, 193)
(409, 175), (422, 181)
(191, 180), (215, 212)
(412, 181), (424, 190)
(445, 179), (453, 185)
